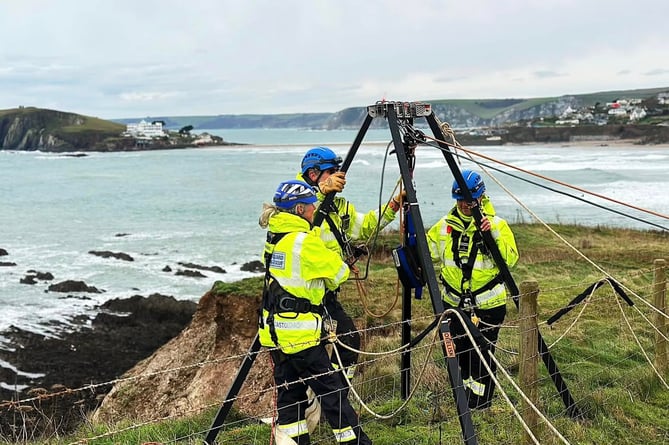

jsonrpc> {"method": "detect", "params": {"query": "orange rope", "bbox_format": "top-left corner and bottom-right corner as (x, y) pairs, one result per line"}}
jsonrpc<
(423, 133), (669, 221)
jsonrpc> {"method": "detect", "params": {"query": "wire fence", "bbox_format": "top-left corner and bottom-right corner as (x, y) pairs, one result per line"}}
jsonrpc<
(2, 127), (668, 444)
(0, 263), (666, 445)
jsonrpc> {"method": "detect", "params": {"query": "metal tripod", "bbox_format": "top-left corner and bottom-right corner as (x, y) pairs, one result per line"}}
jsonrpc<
(204, 100), (580, 445)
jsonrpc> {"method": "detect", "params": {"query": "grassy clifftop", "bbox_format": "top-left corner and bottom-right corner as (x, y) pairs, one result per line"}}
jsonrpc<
(34, 223), (668, 445)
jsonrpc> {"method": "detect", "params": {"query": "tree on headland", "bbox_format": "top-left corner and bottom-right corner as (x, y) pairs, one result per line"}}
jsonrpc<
(178, 125), (194, 136)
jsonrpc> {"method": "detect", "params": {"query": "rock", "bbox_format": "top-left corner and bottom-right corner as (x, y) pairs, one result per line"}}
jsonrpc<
(162, 265), (172, 272)
(114, 233), (130, 237)
(0, 248), (8, 256)
(240, 260), (264, 273)
(88, 250), (134, 262)
(20, 275), (37, 285)
(0, 261), (17, 267)
(57, 295), (92, 301)
(27, 270), (55, 280)
(47, 280), (101, 293)
(177, 262), (226, 273)
(0, 294), (197, 440)
(175, 269), (207, 278)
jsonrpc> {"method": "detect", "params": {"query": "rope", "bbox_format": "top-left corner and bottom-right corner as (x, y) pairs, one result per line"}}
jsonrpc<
(613, 282), (669, 389)
(546, 282), (599, 348)
(430, 127), (669, 328)
(423, 132), (669, 222)
(447, 308), (571, 445)
(330, 312), (444, 420)
(352, 175), (402, 319)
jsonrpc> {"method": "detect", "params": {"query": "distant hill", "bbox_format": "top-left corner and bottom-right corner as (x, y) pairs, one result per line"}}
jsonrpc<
(0, 107), (127, 151)
(113, 86), (669, 130)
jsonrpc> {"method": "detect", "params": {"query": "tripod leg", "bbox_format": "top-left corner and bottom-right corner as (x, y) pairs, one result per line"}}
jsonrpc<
(204, 334), (262, 444)
(386, 107), (478, 444)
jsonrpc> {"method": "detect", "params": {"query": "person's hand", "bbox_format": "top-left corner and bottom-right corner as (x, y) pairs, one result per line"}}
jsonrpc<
(319, 171), (346, 194)
(393, 190), (406, 204)
(390, 190), (406, 212)
(478, 216), (491, 232)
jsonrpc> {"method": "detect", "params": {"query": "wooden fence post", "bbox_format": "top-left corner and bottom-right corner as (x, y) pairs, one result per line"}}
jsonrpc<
(654, 259), (667, 375)
(519, 280), (540, 445)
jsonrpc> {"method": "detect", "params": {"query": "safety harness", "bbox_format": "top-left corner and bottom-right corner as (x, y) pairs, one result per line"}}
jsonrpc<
(320, 200), (366, 268)
(260, 231), (325, 347)
(442, 210), (503, 309)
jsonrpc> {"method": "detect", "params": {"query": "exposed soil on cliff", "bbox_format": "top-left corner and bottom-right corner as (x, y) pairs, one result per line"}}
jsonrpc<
(91, 285), (274, 426)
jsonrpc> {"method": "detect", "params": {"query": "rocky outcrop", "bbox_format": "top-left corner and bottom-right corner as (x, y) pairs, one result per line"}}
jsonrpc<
(47, 280), (102, 293)
(0, 107), (124, 151)
(89, 250), (135, 261)
(92, 281), (274, 425)
(0, 293), (197, 440)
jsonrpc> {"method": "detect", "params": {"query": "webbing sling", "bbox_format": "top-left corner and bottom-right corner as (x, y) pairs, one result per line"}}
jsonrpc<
(547, 277), (634, 325)
(393, 209), (425, 299)
(321, 200), (355, 261)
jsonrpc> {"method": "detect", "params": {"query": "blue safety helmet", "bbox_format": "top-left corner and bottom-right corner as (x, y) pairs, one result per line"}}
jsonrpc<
(452, 170), (486, 200)
(300, 146), (343, 174)
(273, 180), (318, 209)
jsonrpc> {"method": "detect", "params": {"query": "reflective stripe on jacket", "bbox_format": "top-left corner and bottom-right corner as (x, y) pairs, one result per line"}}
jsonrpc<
(427, 197), (518, 310)
(258, 212), (350, 354)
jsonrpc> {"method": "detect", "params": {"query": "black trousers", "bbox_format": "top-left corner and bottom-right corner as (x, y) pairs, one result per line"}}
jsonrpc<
(271, 346), (371, 445)
(446, 303), (506, 409)
(325, 291), (360, 371)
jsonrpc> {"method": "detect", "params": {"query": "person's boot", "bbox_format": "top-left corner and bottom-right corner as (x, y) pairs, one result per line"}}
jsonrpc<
(273, 428), (299, 445)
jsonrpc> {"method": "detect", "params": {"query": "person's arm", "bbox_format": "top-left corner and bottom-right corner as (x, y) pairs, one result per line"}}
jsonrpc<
(426, 219), (446, 265)
(301, 233), (350, 290)
(490, 217), (519, 268)
(342, 194), (402, 241)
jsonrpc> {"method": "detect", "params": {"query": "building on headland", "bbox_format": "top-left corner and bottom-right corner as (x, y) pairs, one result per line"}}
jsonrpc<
(123, 120), (166, 138)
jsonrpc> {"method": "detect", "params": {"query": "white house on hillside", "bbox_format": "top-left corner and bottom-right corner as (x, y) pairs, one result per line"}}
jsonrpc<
(123, 120), (166, 138)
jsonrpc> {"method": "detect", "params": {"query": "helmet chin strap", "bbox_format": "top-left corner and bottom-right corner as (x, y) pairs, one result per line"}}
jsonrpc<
(302, 168), (324, 188)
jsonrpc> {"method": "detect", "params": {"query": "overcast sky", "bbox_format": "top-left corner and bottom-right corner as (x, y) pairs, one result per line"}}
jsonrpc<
(1, 0), (668, 119)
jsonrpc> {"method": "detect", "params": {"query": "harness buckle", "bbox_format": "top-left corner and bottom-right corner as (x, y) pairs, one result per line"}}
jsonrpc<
(461, 289), (475, 311)
(278, 296), (297, 312)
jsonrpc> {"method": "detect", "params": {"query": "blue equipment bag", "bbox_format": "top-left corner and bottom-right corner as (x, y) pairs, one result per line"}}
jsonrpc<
(392, 211), (425, 299)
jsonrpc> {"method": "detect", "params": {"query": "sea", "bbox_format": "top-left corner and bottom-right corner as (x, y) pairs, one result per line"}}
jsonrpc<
(1, 128), (668, 347)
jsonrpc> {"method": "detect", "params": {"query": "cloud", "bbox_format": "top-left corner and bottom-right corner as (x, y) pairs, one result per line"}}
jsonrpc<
(1, 0), (668, 117)
(533, 71), (566, 79)
(644, 69), (669, 76)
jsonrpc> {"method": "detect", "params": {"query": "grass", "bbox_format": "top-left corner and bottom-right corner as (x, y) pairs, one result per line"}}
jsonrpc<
(2, 223), (668, 445)
(0, 107), (125, 136)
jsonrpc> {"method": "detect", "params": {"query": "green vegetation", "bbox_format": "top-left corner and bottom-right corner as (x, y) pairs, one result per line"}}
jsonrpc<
(429, 97), (560, 120)
(6, 224), (666, 445)
(575, 87), (669, 108)
(0, 106), (124, 133)
(428, 86), (669, 121)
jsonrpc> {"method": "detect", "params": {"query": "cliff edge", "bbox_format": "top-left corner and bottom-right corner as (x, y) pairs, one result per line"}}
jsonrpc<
(0, 107), (128, 151)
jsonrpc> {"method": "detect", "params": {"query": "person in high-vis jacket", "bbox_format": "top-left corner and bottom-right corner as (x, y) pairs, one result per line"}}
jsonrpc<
(298, 146), (403, 380)
(427, 170), (519, 410)
(258, 179), (372, 445)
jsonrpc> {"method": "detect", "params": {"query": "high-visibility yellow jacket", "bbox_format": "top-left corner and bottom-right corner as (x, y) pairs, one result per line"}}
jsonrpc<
(296, 172), (397, 259)
(259, 212), (350, 354)
(427, 197), (518, 310)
